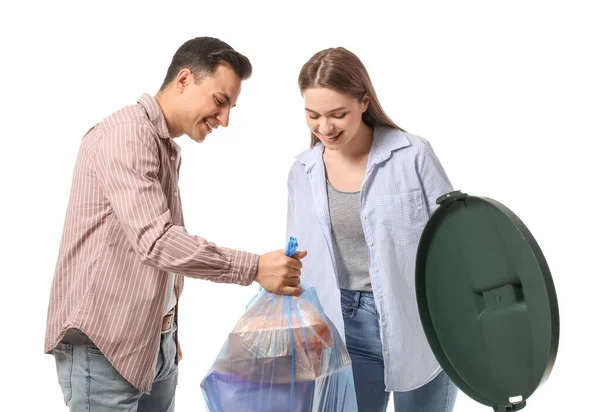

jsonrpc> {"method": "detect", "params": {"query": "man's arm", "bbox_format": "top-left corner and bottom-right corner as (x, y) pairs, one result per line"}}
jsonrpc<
(91, 122), (295, 288)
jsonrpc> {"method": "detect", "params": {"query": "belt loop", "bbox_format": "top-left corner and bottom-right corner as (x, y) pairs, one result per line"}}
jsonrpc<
(354, 290), (361, 309)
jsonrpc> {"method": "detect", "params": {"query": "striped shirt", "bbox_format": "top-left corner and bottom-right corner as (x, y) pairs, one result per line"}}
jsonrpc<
(286, 126), (453, 391)
(44, 93), (260, 393)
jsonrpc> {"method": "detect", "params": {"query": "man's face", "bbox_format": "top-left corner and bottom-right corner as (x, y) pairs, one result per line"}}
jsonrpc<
(177, 64), (242, 143)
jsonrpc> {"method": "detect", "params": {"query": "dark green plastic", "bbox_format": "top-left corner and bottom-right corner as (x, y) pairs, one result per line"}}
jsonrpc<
(416, 191), (559, 411)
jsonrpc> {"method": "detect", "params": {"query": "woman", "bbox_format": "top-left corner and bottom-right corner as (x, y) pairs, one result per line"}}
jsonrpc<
(286, 47), (458, 411)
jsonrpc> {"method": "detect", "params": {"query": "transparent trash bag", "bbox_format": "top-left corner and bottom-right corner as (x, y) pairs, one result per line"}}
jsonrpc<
(201, 237), (358, 412)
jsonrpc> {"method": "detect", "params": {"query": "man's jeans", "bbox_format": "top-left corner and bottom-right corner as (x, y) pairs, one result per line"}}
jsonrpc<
(53, 323), (178, 412)
(341, 289), (458, 412)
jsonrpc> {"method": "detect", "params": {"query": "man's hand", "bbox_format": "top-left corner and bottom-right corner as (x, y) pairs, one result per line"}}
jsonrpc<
(177, 340), (183, 363)
(255, 249), (308, 296)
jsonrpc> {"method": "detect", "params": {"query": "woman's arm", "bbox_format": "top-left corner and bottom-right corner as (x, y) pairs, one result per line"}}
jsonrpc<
(417, 141), (454, 217)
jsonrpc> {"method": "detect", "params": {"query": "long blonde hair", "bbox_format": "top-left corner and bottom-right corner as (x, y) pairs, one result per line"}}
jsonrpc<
(298, 47), (404, 147)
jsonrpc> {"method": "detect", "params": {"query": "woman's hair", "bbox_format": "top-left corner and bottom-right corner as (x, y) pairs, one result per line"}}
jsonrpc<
(298, 47), (403, 146)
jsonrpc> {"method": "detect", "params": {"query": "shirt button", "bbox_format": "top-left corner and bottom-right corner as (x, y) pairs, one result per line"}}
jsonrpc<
(383, 351), (389, 356)
(374, 268), (379, 272)
(381, 321), (386, 326)
(369, 242), (373, 247)
(170, 155), (175, 161)
(363, 215), (367, 220)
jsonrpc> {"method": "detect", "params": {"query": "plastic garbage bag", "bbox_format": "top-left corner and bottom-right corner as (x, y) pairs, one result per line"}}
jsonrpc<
(201, 237), (358, 412)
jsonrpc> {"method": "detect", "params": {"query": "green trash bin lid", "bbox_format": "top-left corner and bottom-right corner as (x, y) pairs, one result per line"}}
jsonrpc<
(416, 191), (559, 412)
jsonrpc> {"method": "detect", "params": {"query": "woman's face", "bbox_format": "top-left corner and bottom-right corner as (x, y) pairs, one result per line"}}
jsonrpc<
(303, 87), (368, 151)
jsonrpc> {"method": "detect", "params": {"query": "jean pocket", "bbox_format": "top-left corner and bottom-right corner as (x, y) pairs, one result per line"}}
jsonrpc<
(53, 343), (73, 405)
(87, 347), (126, 382)
(341, 304), (357, 319)
(375, 191), (427, 246)
(340, 292), (357, 319)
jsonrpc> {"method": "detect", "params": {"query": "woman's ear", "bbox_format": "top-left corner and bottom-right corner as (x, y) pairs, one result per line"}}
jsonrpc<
(361, 94), (370, 113)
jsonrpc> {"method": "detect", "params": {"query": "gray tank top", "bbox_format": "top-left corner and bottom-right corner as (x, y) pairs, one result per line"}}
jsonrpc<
(326, 181), (372, 291)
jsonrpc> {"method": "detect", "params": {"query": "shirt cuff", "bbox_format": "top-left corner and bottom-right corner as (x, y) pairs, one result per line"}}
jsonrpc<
(228, 250), (260, 286)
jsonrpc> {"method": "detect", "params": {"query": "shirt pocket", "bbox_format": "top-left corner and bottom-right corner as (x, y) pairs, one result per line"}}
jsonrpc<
(375, 191), (427, 246)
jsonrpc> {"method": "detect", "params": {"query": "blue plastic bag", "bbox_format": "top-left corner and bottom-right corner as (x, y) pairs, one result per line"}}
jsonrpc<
(201, 237), (358, 412)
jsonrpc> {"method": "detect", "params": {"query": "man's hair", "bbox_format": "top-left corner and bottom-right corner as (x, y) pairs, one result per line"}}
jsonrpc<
(159, 37), (252, 90)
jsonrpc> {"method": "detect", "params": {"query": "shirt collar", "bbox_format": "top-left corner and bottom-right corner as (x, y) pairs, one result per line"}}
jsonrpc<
(138, 93), (171, 139)
(295, 126), (411, 172)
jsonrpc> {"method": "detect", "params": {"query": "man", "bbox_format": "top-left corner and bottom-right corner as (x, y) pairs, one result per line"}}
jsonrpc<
(45, 36), (306, 411)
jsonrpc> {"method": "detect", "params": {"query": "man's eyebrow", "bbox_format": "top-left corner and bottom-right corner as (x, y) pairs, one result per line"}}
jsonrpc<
(217, 92), (235, 107)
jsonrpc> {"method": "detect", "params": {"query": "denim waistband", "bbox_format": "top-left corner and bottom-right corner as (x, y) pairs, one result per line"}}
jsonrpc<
(340, 288), (375, 308)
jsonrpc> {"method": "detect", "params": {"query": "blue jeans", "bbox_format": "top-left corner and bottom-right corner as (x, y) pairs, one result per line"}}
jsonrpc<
(53, 323), (178, 412)
(341, 289), (457, 412)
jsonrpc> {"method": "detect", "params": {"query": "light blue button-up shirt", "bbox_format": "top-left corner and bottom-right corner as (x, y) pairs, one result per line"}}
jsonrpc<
(286, 126), (453, 391)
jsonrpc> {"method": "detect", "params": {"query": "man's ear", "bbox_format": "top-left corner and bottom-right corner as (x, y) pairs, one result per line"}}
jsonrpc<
(175, 68), (193, 93)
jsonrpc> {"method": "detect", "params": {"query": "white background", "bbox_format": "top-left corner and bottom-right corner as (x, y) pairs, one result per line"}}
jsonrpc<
(1, 1), (598, 411)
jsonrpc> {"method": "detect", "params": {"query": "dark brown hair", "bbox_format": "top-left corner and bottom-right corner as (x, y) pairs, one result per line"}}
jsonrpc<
(160, 37), (252, 90)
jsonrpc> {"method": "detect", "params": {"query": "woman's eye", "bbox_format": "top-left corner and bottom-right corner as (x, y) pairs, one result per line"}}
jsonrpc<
(309, 115), (320, 120)
(215, 99), (223, 106)
(334, 113), (347, 119)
